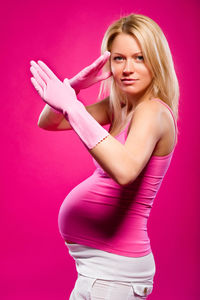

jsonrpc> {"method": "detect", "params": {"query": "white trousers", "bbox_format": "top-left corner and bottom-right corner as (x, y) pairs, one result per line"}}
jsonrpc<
(66, 243), (156, 300)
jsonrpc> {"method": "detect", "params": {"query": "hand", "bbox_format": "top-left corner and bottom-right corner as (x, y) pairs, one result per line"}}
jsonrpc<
(30, 60), (77, 114)
(30, 60), (110, 151)
(68, 51), (112, 94)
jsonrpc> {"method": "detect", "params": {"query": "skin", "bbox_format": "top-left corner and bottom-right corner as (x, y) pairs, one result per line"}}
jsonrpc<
(66, 33), (176, 244)
(88, 33), (175, 186)
(36, 32), (175, 188)
(33, 33), (176, 244)
(110, 32), (153, 108)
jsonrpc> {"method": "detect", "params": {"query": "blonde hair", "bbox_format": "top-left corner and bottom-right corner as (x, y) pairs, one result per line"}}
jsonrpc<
(99, 13), (180, 137)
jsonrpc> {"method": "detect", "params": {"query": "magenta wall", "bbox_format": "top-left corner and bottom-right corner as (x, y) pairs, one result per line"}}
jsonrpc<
(1, 0), (199, 299)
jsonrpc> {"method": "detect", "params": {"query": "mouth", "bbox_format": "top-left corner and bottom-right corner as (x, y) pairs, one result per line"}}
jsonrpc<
(121, 78), (138, 84)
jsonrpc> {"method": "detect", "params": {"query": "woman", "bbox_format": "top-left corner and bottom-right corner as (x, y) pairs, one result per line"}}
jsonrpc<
(30, 13), (179, 300)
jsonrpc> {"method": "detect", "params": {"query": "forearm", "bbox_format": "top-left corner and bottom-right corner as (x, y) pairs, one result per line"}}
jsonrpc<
(38, 104), (71, 130)
(89, 135), (137, 186)
(30, 59), (136, 184)
(64, 103), (137, 186)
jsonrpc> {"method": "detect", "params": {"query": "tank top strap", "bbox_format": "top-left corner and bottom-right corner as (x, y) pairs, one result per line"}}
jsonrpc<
(151, 98), (177, 145)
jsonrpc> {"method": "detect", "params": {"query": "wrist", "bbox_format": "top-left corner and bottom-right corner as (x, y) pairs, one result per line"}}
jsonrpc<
(63, 99), (110, 149)
(63, 99), (84, 120)
(68, 78), (80, 95)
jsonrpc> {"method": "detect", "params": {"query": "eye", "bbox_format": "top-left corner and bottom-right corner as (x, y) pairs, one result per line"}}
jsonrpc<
(137, 55), (144, 61)
(113, 56), (124, 61)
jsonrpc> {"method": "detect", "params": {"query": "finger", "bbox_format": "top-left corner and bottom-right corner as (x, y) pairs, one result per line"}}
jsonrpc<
(64, 78), (77, 96)
(30, 66), (46, 90)
(90, 51), (111, 72)
(97, 51), (111, 70)
(96, 71), (112, 82)
(95, 51), (111, 65)
(30, 60), (49, 84)
(30, 77), (44, 98)
(63, 78), (70, 87)
(37, 60), (57, 80)
(102, 51), (111, 61)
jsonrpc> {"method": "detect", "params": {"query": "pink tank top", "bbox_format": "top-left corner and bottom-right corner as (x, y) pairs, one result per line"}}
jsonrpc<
(58, 99), (178, 257)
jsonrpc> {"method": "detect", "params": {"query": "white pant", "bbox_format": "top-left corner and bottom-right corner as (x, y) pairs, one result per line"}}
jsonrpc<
(66, 243), (156, 299)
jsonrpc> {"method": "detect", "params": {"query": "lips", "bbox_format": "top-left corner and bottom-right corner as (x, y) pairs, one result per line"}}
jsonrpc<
(121, 78), (138, 84)
(121, 78), (138, 81)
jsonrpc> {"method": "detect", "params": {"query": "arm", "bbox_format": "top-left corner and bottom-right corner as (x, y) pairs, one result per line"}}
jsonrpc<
(37, 97), (111, 130)
(37, 51), (111, 130)
(37, 104), (67, 130)
(89, 101), (163, 186)
(30, 60), (163, 186)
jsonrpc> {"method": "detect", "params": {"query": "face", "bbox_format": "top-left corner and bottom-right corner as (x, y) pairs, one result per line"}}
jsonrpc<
(110, 33), (153, 100)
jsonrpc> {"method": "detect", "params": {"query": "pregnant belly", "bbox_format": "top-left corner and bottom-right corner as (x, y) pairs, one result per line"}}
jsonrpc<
(58, 173), (120, 241)
(58, 171), (148, 247)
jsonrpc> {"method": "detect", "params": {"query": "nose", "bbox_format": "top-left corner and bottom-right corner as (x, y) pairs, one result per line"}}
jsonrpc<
(123, 59), (134, 75)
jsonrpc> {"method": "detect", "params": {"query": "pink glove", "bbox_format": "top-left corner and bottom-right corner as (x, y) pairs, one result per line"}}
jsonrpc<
(68, 51), (112, 95)
(30, 60), (110, 149)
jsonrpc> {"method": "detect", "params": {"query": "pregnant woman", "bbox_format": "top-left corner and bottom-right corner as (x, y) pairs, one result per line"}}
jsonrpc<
(30, 13), (179, 300)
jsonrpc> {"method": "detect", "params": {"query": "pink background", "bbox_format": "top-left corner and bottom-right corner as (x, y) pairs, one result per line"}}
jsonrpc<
(1, 0), (199, 299)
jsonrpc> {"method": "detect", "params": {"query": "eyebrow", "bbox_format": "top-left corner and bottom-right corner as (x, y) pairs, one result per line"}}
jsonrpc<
(112, 52), (143, 55)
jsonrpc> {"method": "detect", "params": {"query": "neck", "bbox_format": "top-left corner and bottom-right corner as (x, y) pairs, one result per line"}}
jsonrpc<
(126, 93), (153, 111)
(126, 82), (154, 110)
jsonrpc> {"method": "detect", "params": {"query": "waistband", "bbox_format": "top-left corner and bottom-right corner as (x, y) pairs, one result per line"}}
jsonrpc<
(66, 242), (156, 284)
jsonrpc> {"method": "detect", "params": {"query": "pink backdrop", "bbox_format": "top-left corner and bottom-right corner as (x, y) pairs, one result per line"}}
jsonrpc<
(1, 0), (199, 299)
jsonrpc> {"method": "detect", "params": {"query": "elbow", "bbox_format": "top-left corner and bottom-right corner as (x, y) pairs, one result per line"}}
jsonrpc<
(37, 115), (43, 127)
(37, 118), (42, 128)
(37, 118), (45, 129)
(116, 172), (136, 187)
(116, 160), (142, 186)
(113, 164), (137, 187)
(118, 178), (134, 187)
(37, 117), (51, 130)
(37, 118), (48, 130)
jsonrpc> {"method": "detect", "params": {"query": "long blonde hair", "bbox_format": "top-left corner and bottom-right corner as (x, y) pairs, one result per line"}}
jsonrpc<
(99, 13), (180, 136)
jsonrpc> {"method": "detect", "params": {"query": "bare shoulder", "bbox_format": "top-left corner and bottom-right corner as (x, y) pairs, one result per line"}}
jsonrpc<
(141, 98), (174, 119)
(125, 99), (167, 153)
(144, 98), (176, 133)
(128, 98), (164, 134)
(122, 98), (176, 173)
(129, 98), (176, 156)
(135, 98), (164, 114)
(130, 98), (173, 130)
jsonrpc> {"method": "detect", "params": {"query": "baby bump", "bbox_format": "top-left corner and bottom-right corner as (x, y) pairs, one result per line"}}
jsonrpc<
(58, 172), (140, 241)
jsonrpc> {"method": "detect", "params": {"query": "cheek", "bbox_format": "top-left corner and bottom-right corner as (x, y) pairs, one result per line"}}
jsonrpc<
(142, 66), (152, 81)
(110, 63), (115, 75)
(146, 71), (153, 83)
(110, 63), (121, 77)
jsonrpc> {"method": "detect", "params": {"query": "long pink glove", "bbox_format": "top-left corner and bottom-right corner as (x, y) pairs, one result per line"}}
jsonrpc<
(30, 60), (110, 149)
(68, 51), (111, 95)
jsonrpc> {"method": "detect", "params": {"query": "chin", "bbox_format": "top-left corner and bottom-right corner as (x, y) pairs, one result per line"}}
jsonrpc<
(122, 88), (141, 95)
(123, 85), (150, 95)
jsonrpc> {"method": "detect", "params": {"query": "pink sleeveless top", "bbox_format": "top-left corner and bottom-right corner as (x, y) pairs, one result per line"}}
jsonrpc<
(58, 99), (178, 257)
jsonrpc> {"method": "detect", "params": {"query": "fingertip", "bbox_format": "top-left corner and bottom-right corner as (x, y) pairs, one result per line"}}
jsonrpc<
(30, 77), (34, 85)
(105, 50), (111, 56)
(30, 60), (37, 66)
(37, 60), (44, 65)
(64, 78), (69, 84)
